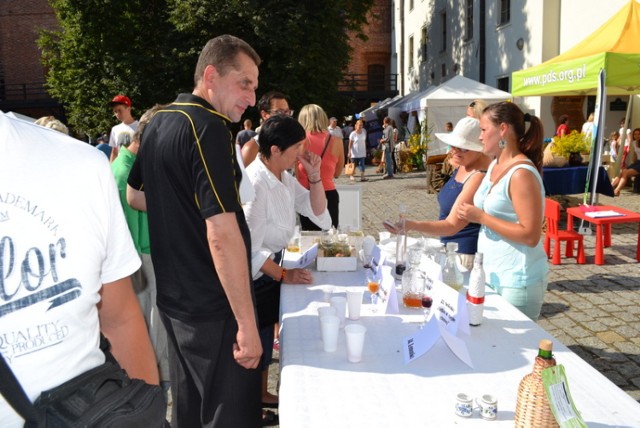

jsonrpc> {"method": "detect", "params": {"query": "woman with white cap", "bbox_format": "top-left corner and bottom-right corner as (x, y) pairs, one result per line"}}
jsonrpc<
(384, 117), (490, 270)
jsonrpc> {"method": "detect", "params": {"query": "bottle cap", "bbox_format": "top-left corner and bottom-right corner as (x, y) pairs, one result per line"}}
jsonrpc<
(539, 339), (553, 352)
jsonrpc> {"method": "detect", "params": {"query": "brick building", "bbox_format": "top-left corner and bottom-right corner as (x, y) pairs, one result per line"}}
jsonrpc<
(0, 0), (63, 119)
(340, 0), (397, 112)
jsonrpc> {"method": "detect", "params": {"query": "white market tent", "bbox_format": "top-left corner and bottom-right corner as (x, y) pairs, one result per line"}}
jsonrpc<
(420, 76), (512, 155)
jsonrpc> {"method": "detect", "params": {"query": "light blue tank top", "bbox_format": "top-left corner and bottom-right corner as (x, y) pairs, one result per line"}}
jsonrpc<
(473, 160), (549, 289)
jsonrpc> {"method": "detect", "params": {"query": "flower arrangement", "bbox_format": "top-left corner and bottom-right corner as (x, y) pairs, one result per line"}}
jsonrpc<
(550, 130), (590, 159)
(402, 123), (431, 171)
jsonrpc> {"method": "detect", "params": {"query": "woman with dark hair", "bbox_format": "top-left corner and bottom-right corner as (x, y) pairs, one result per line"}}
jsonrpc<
(556, 114), (569, 137)
(458, 102), (549, 320)
(243, 115), (331, 417)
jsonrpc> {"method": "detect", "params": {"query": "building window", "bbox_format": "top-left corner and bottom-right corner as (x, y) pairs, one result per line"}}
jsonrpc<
(421, 27), (428, 63)
(465, 0), (474, 40)
(498, 0), (510, 26)
(368, 64), (385, 91)
(440, 11), (447, 52)
(441, 63), (447, 78)
(497, 76), (510, 92)
(408, 36), (414, 70)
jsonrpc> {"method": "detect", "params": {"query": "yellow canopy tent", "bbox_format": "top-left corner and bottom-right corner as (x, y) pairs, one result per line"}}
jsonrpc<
(512, 0), (640, 96)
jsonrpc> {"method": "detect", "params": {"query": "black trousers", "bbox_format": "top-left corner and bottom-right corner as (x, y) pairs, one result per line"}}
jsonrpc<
(160, 311), (261, 428)
(300, 189), (339, 230)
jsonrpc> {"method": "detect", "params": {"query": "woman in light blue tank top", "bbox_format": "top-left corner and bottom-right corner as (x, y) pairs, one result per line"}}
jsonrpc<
(457, 102), (549, 320)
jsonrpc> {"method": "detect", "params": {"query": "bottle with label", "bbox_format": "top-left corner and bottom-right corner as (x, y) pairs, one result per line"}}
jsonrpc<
(467, 253), (485, 326)
(442, 242), (463, 291)
(401, 245), (426, 309)
(394, 204), (408, 279)
(514, 340), (559, 428)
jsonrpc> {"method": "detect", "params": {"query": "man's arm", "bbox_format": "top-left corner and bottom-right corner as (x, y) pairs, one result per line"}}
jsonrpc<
(126, 185), (147, 211)
(241, 138), (260, 167)
(98, 277), (159, 384)
(206, 212), (262, 369)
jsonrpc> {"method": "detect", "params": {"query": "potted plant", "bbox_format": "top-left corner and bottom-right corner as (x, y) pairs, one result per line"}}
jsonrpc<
(550, 131), (589, 166)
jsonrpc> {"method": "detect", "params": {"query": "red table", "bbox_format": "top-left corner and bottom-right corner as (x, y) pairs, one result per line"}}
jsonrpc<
(566, 205), (640, 265)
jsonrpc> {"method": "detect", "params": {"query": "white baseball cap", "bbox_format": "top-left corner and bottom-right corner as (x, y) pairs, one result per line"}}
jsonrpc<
(435, 117), (483, 152)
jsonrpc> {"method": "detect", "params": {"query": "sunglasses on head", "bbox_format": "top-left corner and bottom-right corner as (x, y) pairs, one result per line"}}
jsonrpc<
(469, 102), (476, 108)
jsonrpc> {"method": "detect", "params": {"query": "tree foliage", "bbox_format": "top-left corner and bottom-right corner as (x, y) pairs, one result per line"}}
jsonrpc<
(39, 0), (374, 136)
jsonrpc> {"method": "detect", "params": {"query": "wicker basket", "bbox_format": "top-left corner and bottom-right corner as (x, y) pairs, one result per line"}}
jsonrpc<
(514, 350), (559, 427)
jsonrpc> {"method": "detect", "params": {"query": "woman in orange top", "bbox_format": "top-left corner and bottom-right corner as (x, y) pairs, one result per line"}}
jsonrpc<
(296, 104), (345, 230)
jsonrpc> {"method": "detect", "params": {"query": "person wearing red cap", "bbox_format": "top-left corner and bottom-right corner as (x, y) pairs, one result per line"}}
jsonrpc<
(108, 94), (138, 162)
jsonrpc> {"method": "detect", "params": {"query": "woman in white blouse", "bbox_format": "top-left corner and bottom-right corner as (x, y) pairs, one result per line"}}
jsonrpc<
(243, 115), (331, 411)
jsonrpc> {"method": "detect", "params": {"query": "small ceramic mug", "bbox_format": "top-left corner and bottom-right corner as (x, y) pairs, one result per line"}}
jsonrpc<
(476, 394), (498, 420)
(454, 393), (473, 418)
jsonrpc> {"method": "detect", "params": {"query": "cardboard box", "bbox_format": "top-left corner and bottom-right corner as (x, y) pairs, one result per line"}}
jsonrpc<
(316, 248), (357, 272)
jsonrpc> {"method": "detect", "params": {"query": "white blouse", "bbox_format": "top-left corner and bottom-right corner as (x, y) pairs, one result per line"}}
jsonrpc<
(243, 158), (331, 279)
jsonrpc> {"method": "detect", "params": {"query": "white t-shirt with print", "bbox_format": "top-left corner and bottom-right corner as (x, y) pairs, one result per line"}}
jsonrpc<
(0, 113), (141, 427)
(109, 120), (139, 149)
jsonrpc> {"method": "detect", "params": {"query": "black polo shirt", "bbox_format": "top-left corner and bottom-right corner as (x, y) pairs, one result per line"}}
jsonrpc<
(128, 93), (252, 321)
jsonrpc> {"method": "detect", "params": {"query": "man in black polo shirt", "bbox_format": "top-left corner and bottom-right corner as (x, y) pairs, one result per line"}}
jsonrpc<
(127, 35), (262, 427)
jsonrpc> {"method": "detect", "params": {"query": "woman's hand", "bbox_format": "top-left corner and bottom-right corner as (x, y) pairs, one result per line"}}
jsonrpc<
(283, 268), (313, 284)
(298, 151), (321, 177)
(457, 202), (483, 224)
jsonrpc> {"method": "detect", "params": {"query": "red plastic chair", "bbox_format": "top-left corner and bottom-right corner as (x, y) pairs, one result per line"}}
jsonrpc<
(544, 198), (586, 265)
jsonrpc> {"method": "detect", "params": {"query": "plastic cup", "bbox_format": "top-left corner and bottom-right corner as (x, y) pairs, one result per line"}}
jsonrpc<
(344, 324), (367, 362)
(320, 314), (340, 352)
(321, 286), (335, 302)
(330, 296), (347, 328)
(318, 306), (337, 320)
(346, 289), (364, 320)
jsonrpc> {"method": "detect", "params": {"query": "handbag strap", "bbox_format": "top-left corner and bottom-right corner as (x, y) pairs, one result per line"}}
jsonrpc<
(320, 133), (332, 158)
(0, 352), (40, 424)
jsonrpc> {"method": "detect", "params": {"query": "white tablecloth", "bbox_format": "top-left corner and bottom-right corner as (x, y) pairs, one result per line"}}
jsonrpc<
(279, 270), (640, 427)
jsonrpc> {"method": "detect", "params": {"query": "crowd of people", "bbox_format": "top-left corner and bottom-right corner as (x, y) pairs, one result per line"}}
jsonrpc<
(5, 31), (637, 428)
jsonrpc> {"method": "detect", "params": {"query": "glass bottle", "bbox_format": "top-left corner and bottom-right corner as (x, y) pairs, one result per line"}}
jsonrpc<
(467, 253), (485, 326)
(401, 245), (425, 309)
(394, 204), (408, 279)
(442, 242), (463, 291)
(514, 340), (558, 428)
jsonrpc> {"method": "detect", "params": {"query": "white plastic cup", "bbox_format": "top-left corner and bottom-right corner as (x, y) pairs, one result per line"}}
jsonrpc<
(344, 324), (367, 363)
(378, 231), (391, 243)
(320, 314), (340, 352)
(346, 289), (364, 320)
(322, 286), (335, 303)
(318, 305), (337, 320)
(330, 296), (347, 328)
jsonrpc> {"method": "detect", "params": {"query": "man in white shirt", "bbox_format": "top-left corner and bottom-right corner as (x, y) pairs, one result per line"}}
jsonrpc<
(108, 94), (139, 162)
(328, 116), (344, 157)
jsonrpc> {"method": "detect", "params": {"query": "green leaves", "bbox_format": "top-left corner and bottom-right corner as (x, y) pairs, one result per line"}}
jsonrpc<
(40, 0), (374, 136)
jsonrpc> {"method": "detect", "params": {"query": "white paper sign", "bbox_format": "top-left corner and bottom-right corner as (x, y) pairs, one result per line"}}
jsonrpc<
(380, 266), (399, 314)
(283, 243), (318, 269)
(370, 245), (386, 271)
(401, 303), (473, 367)
(402, 317), (440, 363)
(431, 279), (470, 336)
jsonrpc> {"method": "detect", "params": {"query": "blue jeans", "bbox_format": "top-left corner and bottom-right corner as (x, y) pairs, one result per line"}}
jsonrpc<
(384, 149), (394, 176)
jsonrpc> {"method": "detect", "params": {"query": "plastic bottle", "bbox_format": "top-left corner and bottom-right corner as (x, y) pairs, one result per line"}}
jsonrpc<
(394, 204), (408, 279)
(467, 253), (485, 326)
(442, 242), (463, 291)
(514, 340), (559, 428)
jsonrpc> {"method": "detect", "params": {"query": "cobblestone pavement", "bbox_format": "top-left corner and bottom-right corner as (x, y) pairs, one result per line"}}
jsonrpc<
(265, 165), (640, 426)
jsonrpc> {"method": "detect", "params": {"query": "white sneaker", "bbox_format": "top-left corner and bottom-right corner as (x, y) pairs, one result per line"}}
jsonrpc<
(350, 176), (355, 181)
